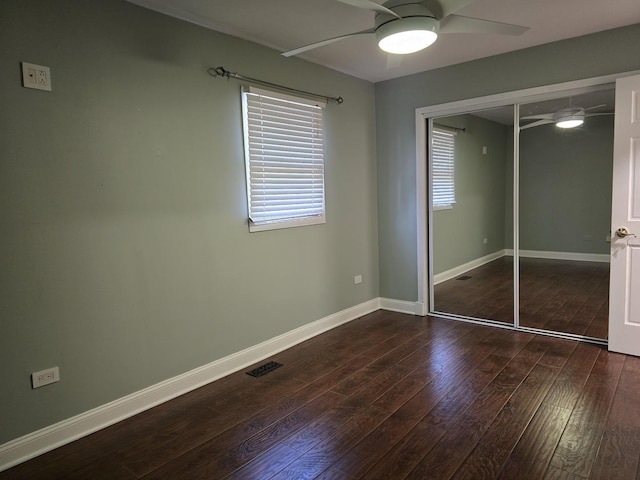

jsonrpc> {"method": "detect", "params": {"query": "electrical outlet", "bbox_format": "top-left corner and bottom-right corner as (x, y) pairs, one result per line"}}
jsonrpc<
(354, 275), (363, 284)
(32, 367), (60, 388)
(21, 62), (52, 91)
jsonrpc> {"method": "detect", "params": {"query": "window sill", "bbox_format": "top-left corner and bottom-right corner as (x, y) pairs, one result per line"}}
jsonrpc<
(249, 215), (326, 232)
(433, 204), (454, 211)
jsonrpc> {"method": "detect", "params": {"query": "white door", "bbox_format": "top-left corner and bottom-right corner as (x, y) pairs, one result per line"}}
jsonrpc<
(609, 74), (640, 356)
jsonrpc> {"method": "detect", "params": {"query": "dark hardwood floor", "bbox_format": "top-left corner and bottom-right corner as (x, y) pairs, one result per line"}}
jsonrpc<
(434, 257), (610, 339)
(3, 310), (637, 480)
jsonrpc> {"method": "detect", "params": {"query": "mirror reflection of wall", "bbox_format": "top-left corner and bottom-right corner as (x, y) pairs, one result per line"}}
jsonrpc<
(518, 89), (614, 339)
(432, 106), (515, 325)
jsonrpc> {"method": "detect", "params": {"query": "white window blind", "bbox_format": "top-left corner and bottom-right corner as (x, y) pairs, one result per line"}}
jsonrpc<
(432, 127), (456, 208)
(242, 87), (326, 232)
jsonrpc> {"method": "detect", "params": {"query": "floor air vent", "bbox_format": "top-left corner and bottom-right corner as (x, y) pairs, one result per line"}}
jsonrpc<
(457, 275), (472, 281)
(246, 361), (283, 377)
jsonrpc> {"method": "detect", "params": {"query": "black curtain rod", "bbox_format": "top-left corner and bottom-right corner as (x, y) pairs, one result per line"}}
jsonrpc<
(434, 123), (466, 133)
(208, 66), (343, 104)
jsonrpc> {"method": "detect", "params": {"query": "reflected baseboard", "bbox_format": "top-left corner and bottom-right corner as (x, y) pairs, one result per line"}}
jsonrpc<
(434, 250), (507, 285)
(433, 249), (610, 286)
(505, 249), (610, 263)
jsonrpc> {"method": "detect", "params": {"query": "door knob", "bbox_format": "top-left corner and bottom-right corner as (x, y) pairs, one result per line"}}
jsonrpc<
(616, 227), (636, 238)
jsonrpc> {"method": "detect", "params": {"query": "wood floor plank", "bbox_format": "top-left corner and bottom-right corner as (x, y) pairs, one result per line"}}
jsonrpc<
(313, 467), (356, 480)
(497, 403), (573, 480)
(587, 428), (640, 480)
(140, 390), (346, 479)
(542, 342), (601, 408)
(359, 352), (517, 480)
(588, 356), (640, 480)
(403, 337), (551, 480)
(3, 313), (636, 480)
(549, 350), (624, 477)
(223, 444), (301, 480)
(269, 405), (390, 480)
(308, 330), (496, 475)
(543, 466), (585, 479)
(451, 362), (562, 479)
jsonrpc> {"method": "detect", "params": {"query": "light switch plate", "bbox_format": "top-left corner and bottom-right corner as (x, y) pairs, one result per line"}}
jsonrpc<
(22, 62), (52, 91)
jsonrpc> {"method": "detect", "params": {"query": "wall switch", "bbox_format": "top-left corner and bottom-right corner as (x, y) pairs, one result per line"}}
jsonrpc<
(21, 62), (52, 91)
(32, 366), (60, 388)
(483, 238), (488, 244)
(482, 146), (488, 155)
(354, 275), (363, 284)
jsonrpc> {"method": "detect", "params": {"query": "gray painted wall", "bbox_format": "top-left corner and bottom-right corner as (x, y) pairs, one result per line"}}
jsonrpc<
(376, 24), (640, 301)
(518, 116), (614, 254)
(433, 114), (509, 274)
(0, 0), (378, 443)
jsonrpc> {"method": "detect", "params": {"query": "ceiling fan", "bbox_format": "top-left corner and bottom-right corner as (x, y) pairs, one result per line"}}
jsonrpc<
(520, 104), (614, 130)
(282, 0), (529, 57)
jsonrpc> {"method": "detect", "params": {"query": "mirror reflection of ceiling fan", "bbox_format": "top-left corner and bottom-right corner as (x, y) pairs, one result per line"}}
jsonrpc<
(520, 104), (614, 130)
(282, 0), (529, 57)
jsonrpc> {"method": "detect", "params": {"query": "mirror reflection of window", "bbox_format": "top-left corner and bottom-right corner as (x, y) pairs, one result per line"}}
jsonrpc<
(432, 126), (456, 210)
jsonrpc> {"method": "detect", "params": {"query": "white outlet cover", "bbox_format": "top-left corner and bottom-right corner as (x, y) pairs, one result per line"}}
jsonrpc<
(32, 366), (60, 388)
(21, 62), (52, 91)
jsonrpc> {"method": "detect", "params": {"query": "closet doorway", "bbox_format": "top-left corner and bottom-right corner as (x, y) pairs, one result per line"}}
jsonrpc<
(418, 78), (617, 343)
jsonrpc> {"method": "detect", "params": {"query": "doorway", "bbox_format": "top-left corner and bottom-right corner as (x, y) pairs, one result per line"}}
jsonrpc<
(416, 76), (619, 343)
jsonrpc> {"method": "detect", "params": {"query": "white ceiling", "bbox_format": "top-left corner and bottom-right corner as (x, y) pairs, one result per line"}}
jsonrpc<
(127, 0), (640, 83)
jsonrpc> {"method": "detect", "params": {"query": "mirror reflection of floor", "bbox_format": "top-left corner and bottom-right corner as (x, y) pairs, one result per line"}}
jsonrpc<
(433, 257), (609, 339)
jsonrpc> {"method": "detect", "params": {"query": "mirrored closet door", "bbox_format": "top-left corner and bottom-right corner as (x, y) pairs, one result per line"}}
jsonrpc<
(518, 88), (614, 339)
(431, 105), (515, 326)
(428, 84), (614, 341)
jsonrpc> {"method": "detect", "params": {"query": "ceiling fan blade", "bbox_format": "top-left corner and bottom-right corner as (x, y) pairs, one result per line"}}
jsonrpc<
(282, 29), (375, 57)
(423, 0), (474, 19)
(520, 113), (555, 120)
(334, 0), (400, 18)
(585, 112), (614, 117)
(520, 119), (554, 130)
(440, 15), (529, 36)
(584, 104), (608, 111)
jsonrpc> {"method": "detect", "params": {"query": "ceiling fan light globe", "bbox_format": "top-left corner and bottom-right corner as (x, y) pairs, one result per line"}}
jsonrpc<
(554, 107), (585, 128)
(377, 16), (438, 54)
(556, 118), (584, 128)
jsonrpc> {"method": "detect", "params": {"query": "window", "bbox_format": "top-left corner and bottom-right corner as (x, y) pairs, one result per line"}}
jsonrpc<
(431, 126), (456, 209)
(241, 87), (326, 232)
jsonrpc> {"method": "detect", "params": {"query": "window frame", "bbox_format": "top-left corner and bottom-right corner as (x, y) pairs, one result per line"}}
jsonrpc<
(241, 86), (327, 232)
(431, 126), (456, 210)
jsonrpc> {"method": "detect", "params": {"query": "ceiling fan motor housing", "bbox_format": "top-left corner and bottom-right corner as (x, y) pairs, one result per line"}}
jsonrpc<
(375, 3), (439, 53)
(554, 106), (586, 123)
(375, 3), (438, 29)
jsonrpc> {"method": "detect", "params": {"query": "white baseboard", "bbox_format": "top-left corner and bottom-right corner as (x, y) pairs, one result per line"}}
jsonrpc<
(0, 298), (381, 472)
(433, 250), (507, 285)
(379, 298), (422, 315)
(505, 249), (610, 263)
